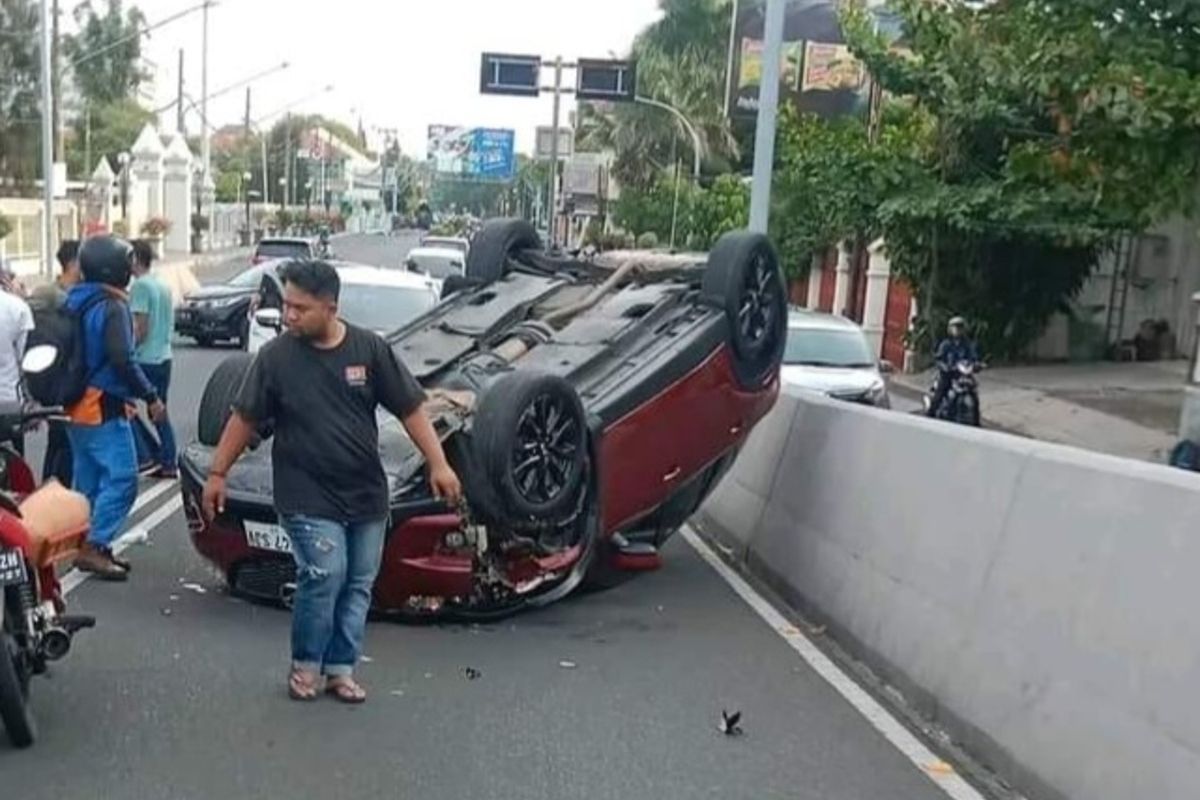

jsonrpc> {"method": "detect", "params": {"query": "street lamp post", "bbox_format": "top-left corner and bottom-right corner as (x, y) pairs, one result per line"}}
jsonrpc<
(634, 96), (702, 182)
(242, 170), (252, 245)
(117, 151), (131, 223)
(748, 0), (786, 233)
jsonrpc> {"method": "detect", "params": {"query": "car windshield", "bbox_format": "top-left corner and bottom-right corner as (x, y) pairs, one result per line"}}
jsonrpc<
(783, 326), (875, 368)
(422, 238), (467, 255)
(256, 241), (309, 259)
(409, 254), (463, 279)
(228, 266), (265, 288)
(339, 284), (435, 332)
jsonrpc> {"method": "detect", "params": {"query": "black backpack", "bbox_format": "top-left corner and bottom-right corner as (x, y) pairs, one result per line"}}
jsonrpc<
(26, 292), (107, 408)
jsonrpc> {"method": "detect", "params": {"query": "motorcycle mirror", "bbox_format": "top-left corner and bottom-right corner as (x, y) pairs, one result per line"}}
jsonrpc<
(22, 344), (58, 374)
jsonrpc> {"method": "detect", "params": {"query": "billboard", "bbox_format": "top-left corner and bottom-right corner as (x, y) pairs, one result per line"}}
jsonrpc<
(426, 125), (516, 181)
(727, 0), (902, 120)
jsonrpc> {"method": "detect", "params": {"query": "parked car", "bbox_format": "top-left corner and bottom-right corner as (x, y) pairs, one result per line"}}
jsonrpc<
(245, 262), (441, 353)
(180, 219), (786, 621)
(780, 309), (892, 408)
(175, 262), (282, 348)
(418, 235), (470, 257)
(404, 245), (465, 280)
(251, 237), (315, 265)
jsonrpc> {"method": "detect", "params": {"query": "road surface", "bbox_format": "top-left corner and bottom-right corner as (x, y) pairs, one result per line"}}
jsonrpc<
(1, 235), (980, 800)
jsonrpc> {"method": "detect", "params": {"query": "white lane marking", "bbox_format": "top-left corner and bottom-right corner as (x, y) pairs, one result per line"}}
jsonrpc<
(60, 483), (182, 597)
(681, 525), (987, 800)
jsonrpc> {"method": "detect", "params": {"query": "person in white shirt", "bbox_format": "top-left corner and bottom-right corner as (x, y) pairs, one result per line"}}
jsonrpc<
(0, 260), (35, 453)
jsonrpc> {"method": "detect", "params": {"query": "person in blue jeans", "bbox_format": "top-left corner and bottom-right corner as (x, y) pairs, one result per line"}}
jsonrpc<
(128, 239), (177, 478)
(66, 236), (166, 581)
(201, 260), (461, 703)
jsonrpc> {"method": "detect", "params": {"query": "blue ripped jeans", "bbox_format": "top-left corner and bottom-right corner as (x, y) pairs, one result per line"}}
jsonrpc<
(281, 514), (387, 677)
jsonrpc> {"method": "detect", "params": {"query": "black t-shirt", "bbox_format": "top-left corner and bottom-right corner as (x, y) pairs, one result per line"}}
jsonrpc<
(233, 323), (426, 522)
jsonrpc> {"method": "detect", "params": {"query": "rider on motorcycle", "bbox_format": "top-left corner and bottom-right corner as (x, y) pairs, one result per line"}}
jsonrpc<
(317, 228), (331, 257)
(926, 316), (980, 418)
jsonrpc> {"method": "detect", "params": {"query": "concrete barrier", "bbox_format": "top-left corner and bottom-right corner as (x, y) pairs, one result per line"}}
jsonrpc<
(698, 387), (1200, 800)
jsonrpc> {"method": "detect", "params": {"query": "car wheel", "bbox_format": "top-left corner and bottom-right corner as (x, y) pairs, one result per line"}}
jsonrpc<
(464, 219), (541, 284)
(702, 231), (786, 389)
(195, 335), (214, 348)
(471, 371), (588, 526)
(197, 353), (255, 447)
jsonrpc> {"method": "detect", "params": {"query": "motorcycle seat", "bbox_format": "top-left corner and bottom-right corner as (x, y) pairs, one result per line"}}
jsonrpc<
(18, 481), (91, 568)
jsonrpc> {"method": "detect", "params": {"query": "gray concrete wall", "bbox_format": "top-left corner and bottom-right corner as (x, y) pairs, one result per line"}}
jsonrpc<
(698, 387), (1200, 800)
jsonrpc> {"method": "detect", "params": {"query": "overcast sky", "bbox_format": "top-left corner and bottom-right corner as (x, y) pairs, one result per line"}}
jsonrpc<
(122, 0), (664, 156)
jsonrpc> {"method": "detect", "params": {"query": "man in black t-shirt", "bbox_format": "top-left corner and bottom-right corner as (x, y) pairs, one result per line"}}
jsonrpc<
(202, 260), (461, 704)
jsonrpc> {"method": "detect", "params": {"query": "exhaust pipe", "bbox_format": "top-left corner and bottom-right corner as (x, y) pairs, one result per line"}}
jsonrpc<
(41, 628), (71, 661)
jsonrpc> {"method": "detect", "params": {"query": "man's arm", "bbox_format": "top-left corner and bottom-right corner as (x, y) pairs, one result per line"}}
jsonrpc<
(129, 281), (150, 344)
(103, 302), (157, 402)
(202, 412), (258, 519)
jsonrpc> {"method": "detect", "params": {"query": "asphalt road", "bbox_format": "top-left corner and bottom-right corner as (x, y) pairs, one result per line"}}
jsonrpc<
(2, 235), (974, 800)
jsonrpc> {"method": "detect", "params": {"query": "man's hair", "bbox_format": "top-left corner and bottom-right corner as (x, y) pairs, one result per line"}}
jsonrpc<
(56, 239), (80, 270)
(281, 259), (340, 302)
(130, 238), (155, 268)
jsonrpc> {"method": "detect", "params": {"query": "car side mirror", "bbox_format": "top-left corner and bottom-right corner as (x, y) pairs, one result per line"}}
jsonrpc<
(254, 308), (282, 330)
(879, 359), (896, 375)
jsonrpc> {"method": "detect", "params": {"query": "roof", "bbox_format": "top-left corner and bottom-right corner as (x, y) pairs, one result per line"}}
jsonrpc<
(786, 308), (863, 332)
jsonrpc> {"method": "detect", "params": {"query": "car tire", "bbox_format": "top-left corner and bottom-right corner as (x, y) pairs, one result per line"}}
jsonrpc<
(471, 371), (588, 526)
(197, 353), (255, 447)
(0, 593), (36, 749)
(464, 219), (541, 284)
(702, 231), (787, 390)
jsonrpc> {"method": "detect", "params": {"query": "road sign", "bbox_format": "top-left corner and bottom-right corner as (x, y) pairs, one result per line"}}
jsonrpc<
(480, 52), (542, 97)
(576, 59), (637, 102)
(427, 125), (516, 181)
(535, 127), (573, 160)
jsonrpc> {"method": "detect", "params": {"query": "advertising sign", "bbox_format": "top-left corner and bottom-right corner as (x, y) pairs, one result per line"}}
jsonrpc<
(427, 126), (516, 181)
(727, 0), (901, 120)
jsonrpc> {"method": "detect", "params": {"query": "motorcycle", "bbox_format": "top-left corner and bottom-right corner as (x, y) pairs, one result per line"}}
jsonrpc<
(923, 360), (982, 426)
(0, 346), (95, 748)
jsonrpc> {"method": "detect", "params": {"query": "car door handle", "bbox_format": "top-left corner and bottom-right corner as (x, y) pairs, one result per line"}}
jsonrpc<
(662, 467), (682, 483)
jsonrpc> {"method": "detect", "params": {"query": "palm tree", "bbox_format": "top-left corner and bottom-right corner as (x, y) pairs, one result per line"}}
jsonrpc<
(577, 0), (737, 191)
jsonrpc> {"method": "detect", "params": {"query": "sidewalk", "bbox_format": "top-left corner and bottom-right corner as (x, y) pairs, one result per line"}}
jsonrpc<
(892, 361), (1186, 463)
(156, 245), (251, 304)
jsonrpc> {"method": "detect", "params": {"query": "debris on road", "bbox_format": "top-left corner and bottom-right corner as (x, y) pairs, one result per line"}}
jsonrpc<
(160, 607), (173, 617)
(558, 660), (578, 670)
(462, 667), (482, 680)
(181, 582), (207, 594)
(360, 655), (374, 664)
(719, 710), (744, 736)
(390, 690), (405, 698)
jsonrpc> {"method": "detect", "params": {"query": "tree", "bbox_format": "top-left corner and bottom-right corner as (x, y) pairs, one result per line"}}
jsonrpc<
(577, 0), (737, 191)
(840, 0), (1200, 359)
(63, 0), (148, 107)
(0, 0), (42, 192)
(67, 97), (154, 177)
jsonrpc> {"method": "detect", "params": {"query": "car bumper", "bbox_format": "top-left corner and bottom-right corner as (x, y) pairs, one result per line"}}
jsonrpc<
(175, 305), (247, 339)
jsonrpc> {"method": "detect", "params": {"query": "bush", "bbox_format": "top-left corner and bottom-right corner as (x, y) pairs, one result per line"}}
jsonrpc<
(622, 233), (637, 249)
(190, 213), (209, 233)
(140, 216), (171, 237)
(275, 209), (293, 233)
(636, 231), (659, 249)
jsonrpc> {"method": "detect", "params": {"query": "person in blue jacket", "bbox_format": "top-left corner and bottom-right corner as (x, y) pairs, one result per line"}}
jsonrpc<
(926, 316), (980, 417)
(65, 236), (166, 580)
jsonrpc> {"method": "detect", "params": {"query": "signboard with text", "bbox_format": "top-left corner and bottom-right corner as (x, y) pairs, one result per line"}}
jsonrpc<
(426, 125), (516, 181)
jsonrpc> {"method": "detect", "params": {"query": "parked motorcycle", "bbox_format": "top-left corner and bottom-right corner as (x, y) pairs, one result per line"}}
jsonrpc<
(923, 360), (982, 426)
(0, 346), (95, 748)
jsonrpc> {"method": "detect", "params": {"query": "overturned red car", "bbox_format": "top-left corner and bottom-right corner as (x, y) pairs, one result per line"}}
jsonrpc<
(179, 219), (786, 620)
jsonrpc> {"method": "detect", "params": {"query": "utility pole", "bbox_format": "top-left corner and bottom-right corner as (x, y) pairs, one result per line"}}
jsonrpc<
(722, 0), (740, 118)
(547, 55), (564, 249)
(748, 0), (785, 233)
(52, 0), (63, 163)
(200, 1), (211, 196)
(244, 87), (252, 236)
(283, 112), (292, 208)
(39, 0), (54, 278)
(176, 49), (186, 133)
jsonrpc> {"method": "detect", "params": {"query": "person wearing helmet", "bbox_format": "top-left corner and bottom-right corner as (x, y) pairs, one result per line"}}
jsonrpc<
(64, 235), (166, 580)
(926, 315), (980, 418)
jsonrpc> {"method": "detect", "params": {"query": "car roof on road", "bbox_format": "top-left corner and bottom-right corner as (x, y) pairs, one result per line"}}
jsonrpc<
(787, 308), (863, 332)
(329, 262), (438, 289)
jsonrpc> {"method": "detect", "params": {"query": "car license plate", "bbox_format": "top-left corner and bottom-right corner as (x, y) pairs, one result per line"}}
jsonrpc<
(244, 521), (293, 554)
(0, 547), (26, 586)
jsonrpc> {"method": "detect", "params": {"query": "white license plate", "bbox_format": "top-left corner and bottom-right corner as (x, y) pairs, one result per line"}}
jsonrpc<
(244, 521), (293, 554)
(0, 547), (26, 586)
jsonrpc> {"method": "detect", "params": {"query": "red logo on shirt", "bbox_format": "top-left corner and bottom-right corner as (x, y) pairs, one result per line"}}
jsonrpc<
(344, 365), (367, 386)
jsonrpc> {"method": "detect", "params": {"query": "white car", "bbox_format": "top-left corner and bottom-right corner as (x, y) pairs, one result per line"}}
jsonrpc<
(246, 262), (441, 353)
(404, 245), (466, 280)
(780, 309), (893, 408)
(418, 235), (470, 257)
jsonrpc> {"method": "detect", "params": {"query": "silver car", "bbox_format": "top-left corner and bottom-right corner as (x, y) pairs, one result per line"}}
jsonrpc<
(780, 309), (893, 408)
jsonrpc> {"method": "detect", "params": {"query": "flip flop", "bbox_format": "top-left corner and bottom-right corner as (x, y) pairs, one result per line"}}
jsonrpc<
(287, 669), (319, 702)
(325, 677), (367, 705)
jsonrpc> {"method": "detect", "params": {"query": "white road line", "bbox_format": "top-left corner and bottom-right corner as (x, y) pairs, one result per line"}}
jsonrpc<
(681, 525), (988, 800)
(60, 483), (183, 597)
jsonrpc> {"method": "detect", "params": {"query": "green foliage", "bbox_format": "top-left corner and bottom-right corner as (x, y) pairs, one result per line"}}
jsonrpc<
(637, 231), (660, 249)
(837, 0), (1200, 359)
(0, 0), (41, 191)
(691, 174), (749, 250)
(613, 172), (748, 252)
(64, 0), (149, 106)
(214, 171), (242, 204)
(68, 98), (154, 178)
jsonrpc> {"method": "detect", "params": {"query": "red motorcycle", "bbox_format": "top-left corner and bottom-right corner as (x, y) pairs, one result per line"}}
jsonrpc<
(0, 402), (94, 748)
